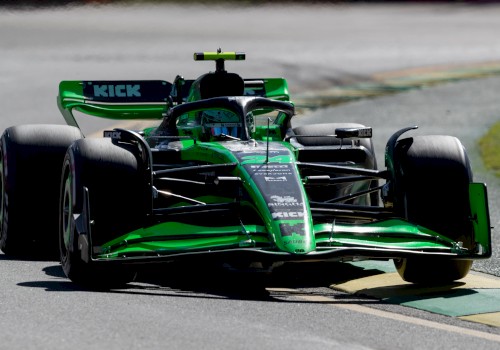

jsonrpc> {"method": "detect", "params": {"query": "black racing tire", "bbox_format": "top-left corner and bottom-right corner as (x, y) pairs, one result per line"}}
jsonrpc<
(59, 138), (144, 288)
(393, 135), (474, 284)
(0, 124), (83, 257)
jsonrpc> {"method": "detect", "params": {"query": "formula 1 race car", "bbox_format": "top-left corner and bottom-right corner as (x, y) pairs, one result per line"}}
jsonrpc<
(0, 51), (491, 288)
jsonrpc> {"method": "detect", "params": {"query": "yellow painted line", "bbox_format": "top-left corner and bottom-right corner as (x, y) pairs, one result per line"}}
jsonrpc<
(461, 312), (500, 328)
(329, 271), (500, 328)
(302, 295), (500, 343)
(265, 290), (500, 343)
(331, 272), (500, 299)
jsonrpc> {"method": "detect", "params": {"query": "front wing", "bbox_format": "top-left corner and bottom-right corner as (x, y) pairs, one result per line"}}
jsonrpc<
(77, 183), (490, 266)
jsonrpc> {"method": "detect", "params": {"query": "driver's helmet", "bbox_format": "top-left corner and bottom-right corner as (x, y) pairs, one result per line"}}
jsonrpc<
(200, 109), (242, 139)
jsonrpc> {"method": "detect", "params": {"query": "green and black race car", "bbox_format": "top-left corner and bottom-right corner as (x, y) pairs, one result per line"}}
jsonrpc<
(0, 51), (491, 288)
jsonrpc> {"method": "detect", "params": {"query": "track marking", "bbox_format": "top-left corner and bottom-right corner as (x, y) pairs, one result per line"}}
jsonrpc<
(460, 313), (500, 328)
(329, 270), (500, 323)
(331, 272), (500, 299)
(295, 293), (500, 344)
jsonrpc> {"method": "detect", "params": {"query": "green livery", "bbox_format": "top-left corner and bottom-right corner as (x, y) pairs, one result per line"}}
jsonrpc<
(0, 51), (491, 288)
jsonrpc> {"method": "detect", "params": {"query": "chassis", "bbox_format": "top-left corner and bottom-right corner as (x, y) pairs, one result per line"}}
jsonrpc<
(0, 51), (491, 287)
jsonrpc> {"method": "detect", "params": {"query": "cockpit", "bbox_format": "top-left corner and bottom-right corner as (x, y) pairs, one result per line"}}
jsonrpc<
(157, 96), (293, 143)
(200, 109), (242, 139)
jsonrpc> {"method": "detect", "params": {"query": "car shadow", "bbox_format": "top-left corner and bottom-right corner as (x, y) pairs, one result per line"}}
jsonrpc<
(16, 260), (382, 300)
(17, 260), (477, 304)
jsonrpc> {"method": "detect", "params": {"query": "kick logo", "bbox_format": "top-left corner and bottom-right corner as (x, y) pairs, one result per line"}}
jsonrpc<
(93, 84), (141, 98)
(103, 131), (121, 139)
(272, 211), (304, 219)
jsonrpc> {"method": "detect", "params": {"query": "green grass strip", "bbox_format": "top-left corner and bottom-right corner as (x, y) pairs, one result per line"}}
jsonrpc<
(479, 121), (500, 177)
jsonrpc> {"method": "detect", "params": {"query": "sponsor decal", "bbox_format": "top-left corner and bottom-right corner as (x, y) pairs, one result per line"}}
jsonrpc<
(264, 176), (287, 182)
(241, 158), (306, 214)
(103, 131), (122, 139)
(280, 223), (306, 237)
(359, 128), (372, 137)
(269, 195), (298, 204)
(267, 195), (304, 209)
(272, 211), (304, 219)
(82, 80), (171, 103)
(250, 164), (293, 178)
(224, 142), (290, 155)
(249, 164), (289, 169)
(93, 84), (141, 98)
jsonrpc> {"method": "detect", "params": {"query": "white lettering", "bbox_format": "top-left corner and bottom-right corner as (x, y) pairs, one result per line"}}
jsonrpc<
(265, 176), (287, 182)
(272, 211), (305, 219)
(270, 195), (297, 203)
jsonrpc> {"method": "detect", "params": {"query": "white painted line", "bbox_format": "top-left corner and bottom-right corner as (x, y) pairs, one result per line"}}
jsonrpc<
(298, 294), (500, 343)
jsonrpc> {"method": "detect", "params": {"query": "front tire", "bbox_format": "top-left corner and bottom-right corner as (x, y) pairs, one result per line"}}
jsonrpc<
(393, 135), (473, 284)
(60, 138), (145, 288)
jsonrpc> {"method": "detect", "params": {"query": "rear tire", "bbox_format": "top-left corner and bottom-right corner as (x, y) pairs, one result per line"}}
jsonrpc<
(59, 138), (144, 288)
(393, 135), (473, 284)
(0, 125), (82, 257)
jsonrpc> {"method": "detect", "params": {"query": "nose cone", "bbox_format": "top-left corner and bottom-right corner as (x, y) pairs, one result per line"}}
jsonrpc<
(276, 220), (315, 254)
(232, 143), (316, 255)
(252, 172), (316, 254)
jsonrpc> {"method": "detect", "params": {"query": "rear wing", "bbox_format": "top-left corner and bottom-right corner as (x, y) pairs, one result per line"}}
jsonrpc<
(58, 78), (289, 128)
(57, 80), (172, 127)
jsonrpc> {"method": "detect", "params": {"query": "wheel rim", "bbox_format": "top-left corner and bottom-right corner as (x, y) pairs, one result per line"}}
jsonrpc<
(61, 174), (73, 262)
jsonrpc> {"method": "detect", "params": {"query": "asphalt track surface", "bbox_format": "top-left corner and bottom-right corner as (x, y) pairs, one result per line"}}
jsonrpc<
(2, 3), (500, 349)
